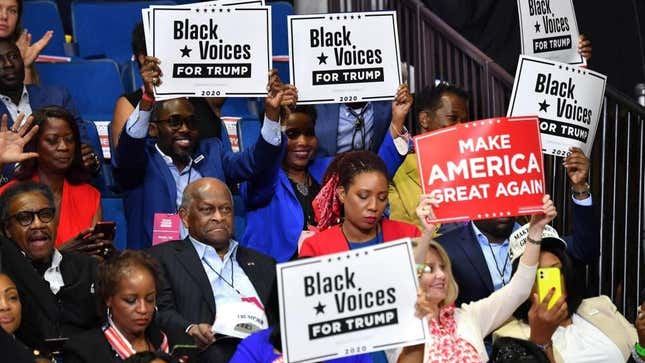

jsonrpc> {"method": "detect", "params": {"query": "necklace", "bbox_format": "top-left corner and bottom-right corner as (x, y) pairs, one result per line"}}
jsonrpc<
(340, 222), (382, 250)
(289, 172), (310, 197)
(486, 241), (509, 286)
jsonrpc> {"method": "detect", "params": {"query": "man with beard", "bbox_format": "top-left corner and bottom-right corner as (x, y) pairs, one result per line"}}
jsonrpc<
(114, 71), (294, 249)
(437, 147), (599, 306)
(0, 181), (99, 350)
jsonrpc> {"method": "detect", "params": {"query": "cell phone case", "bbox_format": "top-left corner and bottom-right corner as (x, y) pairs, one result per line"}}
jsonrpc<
(536, 267), (562, 310)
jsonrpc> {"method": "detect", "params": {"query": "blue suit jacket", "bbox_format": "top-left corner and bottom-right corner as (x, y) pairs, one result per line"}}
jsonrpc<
(314, 101), (392, 157)
(114, 131), (284, 250)
(437, 202), (599, 306)
(240, 133), (404, 262)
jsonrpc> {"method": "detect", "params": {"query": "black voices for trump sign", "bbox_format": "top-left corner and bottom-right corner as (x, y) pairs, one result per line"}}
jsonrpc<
(277, 239), (427, 363)
(507, 55), (607, 157)
(146, 3), (271, 99)
(517, 0), (584, 64)
(288, 11), (402, 104)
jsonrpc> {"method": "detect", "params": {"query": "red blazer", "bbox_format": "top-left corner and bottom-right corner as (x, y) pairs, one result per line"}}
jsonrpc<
(299, 219), (421, 257)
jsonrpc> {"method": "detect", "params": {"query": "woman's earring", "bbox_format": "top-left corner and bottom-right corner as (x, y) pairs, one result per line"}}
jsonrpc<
(106, 307), (112, 319)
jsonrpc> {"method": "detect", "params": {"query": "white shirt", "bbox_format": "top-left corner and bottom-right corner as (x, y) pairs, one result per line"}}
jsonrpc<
(0, 86), (32, 124)
(43, 249), (65, 295)
(553, 313), (624, 363)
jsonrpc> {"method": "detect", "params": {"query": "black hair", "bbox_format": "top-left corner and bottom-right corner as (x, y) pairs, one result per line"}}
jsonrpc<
(322, 150), (388, 190)
(414, 82), (469, 119)
(290, 105), (318, 126)
(13, 106), (90, 184)
(123, 351), (171, 363)
(511, 239), (584, 322)
(131, 21), (146, 67)
(97, 250), (163, 311)
(0, 181), (54, 234)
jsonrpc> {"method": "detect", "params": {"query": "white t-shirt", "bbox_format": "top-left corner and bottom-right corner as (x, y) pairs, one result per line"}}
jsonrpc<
(553, 313), (624, 363)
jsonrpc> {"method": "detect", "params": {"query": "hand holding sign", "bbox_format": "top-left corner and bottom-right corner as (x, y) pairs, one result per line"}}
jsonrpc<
(415, 194), (439, 235)
(390, 84), (413, 134)
(265, 69), (298, 121)
(578, 34), (592, 61)
(528, 194), (557, 240)
(563, 147), (590, 190)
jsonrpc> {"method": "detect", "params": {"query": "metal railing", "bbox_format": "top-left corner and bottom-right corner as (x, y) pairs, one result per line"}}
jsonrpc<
(329, 0), (645, 320)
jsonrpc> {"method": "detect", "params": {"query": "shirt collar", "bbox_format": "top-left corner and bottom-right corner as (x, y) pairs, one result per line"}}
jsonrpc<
(154, 143), (194, 170)
(189, 236), (238, 263)
(340, 102), (371, 117)
(50, 249), (63, 269)
(470, 222), (514, 247)
(0, 86), (28, 105)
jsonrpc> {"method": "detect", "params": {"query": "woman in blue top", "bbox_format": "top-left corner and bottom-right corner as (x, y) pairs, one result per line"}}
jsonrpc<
(240, 86), (412, 262)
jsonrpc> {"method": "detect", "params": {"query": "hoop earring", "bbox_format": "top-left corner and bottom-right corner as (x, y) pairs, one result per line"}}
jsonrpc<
(106, 307), (112, 319)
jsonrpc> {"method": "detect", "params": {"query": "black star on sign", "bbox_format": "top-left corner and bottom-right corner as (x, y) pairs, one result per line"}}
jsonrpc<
(317, 52), (328, 65)
(314, 301), (326, 315)
(538, 99), (550, 112)
(534, 21), (541, 32)
(180, 45), (192, 58)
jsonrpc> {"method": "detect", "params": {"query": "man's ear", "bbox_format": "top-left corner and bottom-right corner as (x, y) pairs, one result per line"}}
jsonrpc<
(418, 111), (431, 132)
(148, 122), (158, 138)
(178, 207), (189, 229)
(3, 226), (11, 239)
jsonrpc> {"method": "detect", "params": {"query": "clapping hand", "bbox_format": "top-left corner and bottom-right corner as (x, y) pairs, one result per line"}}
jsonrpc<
(0, 113), (39, 165)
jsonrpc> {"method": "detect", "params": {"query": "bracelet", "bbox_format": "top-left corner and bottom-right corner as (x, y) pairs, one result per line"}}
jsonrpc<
(636, 343), (645, 357)
(571, 182), (590, 197)
(633, 344), (645, 363)
(535, 340), (552, 352)
(526, 235), (542, 245)
(141, 92), (155, 103)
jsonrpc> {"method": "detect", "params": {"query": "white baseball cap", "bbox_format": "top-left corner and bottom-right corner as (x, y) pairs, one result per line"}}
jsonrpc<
(508, 223), (567, 263)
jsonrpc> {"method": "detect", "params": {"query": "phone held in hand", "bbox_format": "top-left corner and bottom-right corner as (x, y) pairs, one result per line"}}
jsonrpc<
(536, 267), (563, 310)
(93, 221), (116, 240)
(171, 344), (199, 362)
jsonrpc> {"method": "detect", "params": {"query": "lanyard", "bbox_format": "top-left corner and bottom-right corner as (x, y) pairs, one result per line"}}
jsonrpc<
(201, 251), (243, 296)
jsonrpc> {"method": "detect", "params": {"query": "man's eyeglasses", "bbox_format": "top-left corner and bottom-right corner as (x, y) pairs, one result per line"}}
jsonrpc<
(156, 115), (198, 130)
(7, 207), (56, 227)
(285, 128), (315, 140)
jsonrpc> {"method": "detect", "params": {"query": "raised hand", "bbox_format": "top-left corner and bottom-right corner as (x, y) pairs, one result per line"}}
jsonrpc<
(578, 34), (592, 61)
(415, 193), (439, 236)
(528, 194), (557, 237)
(0, 113), (39, 165)
(390, 84), (413, 136)
(563, 147), (589, 193)
(265, 69), (298, 122)
(17, 30), (53, 69)
(140, 56), (163, 96)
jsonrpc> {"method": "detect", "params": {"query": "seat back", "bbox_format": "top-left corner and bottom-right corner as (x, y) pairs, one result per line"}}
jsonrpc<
(237, 117), (261, 151)
(23, 0), (66, 56)
(72, 0), (175, 62)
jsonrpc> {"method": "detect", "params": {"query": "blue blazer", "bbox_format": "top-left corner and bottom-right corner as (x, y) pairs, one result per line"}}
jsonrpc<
(436, 202), (599, 306)
(240, 133), (404, 262)
(114, 131), (284, 250)
(0, 85), (91, 144)
(314, 101), (392, 157)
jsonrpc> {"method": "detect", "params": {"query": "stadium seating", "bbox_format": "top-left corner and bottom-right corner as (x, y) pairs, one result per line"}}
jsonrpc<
(35, 59), (124, 122)
(23, 0), (66, 56)
(71, 0), (175, 62)
(237, 117), (261, 151)
(101, 197), (128, 250)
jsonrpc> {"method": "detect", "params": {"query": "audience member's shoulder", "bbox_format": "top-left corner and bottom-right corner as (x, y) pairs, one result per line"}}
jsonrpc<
(435, 222), (470, 244)
(60, 249), (98, 269)
(148, 239), (186, 255)
(238, 244), (276, 266)
(64, 327), (108, 357)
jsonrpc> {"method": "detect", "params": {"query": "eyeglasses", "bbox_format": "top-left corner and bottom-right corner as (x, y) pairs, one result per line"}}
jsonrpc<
(7, 207), (56, 227)
(156, 115), (198, 130)
(416, 263), (433, 279)
(285, 128), (315, 139)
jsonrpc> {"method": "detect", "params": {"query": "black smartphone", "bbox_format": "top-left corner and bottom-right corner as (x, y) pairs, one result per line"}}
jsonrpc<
(171, 344), (199, 362)
(93, 221), (116, 240)
(44, 337), (69, 355)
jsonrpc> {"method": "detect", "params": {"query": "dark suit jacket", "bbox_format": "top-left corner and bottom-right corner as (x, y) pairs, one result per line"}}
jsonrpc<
(437, 202), (599, 306)
(114, 130), (284, 250)
(314, 101), (392, 157)
(148, 238), (277, 363)
(0, 236), (99, 348)
(0, 84), (93, 146)
(63, 322), (168, 363)
(0, 328), (34, 363)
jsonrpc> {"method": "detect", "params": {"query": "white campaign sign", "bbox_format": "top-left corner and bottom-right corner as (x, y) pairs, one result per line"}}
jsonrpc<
(507, 55), (607, 157)
(277, 239), (427, 363)
(148, 5), (271, 99)
(517, 0), (583, 64)
(288, 11), (402, 104)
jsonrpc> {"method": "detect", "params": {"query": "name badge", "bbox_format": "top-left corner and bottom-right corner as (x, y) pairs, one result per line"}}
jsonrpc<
(152, 213), (181, 246)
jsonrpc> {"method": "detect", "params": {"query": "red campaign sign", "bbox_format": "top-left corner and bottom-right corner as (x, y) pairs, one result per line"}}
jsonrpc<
(414, 116), (545, 223)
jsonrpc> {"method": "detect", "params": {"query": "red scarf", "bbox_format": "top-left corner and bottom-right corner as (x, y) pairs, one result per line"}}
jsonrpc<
(427, 304), (481, 363)
(103, 323), (169, 359)
(312, 174), (341, 231)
